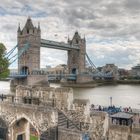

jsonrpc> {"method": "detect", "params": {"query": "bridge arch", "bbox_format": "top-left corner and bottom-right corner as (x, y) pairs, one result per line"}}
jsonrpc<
(9, 114), (40, 135)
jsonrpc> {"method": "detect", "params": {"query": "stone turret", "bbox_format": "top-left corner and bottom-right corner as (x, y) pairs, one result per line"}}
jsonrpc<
(17, 17), (41, 74)
(67, 31), (86, 75)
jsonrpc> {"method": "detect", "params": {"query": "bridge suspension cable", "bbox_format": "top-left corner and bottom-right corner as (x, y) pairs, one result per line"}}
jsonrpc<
(85, 53), (112, 78)
(10, 43), (30, 65)
(4, 45), (18, 59)
(85, 53), (97, 70)
(5, 42), (30, 66)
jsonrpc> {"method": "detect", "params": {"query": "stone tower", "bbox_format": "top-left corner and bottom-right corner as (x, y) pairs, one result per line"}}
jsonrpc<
(67, 31), (86, 74)
(17, 17), (41, 74)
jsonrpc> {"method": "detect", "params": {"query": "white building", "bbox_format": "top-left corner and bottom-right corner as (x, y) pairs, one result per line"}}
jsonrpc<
(131, 64), (140, 77)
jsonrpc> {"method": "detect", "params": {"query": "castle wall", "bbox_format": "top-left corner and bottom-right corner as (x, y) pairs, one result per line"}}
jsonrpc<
(131, 128), (140, 140)
(15, 86), (73, 110)
(132, 133), (140, 140)
(58, 128), (82, 140)
(108, 125), (130, 140)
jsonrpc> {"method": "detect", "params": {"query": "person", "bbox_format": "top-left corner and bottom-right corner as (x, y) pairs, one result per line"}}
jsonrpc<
(99, 105), (102, 111)
(128, 107), (132, 112)
(119, 106), (123, 112)
(91, 104), (94, 109)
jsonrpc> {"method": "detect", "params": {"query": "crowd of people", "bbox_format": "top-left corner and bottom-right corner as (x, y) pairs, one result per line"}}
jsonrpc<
(90, 104), (133, 114)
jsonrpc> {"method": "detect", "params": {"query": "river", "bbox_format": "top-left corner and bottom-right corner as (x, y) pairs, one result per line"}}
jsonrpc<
(0, 81), (140, 109)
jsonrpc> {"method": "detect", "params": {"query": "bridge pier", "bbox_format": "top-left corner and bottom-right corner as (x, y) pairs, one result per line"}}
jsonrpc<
(76, 74), (93, 83)
(10, 74), (49, 92)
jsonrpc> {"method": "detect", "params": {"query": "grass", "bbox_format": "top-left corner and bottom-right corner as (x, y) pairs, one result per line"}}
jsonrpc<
(30, 135), (38, 140)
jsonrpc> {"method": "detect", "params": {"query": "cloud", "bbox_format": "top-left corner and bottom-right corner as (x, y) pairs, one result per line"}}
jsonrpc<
(124, 0), (140, 11)
(0, 0), (140, 70)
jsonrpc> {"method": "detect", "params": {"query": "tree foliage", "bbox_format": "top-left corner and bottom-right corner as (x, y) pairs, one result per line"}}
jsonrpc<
(0, 43), (9, 78)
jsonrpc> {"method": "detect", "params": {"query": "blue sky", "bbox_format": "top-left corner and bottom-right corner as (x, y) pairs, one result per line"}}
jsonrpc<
(0, 0), (140, 69)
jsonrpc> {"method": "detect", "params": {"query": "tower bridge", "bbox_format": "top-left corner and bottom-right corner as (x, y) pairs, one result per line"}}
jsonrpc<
(7, 17), (114, 85)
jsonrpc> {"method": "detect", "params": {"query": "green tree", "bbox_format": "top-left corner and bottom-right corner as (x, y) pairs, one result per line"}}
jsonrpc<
(0, 43), (9, 78)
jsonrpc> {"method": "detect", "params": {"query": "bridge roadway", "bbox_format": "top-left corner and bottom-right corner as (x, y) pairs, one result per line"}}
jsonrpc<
(9, 72), (114, 80)
(41, 39), (80, 51)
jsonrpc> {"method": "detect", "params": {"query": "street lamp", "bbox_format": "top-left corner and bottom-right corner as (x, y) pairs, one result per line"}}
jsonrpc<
(110, 97), (112, 107)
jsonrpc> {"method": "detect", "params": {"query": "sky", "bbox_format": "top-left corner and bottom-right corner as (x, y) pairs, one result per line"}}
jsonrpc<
(0, 0), (140, 70)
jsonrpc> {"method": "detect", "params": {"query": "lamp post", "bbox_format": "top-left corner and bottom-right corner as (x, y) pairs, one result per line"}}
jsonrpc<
(110, 97), (112, 107)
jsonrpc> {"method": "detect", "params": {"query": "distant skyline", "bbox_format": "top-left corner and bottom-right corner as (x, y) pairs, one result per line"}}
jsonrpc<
(0, 0), (140, 69)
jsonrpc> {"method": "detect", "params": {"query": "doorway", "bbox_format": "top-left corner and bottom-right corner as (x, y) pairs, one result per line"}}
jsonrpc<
(21, 66), (29, 75)
(17, 134), (23, 140)
(72, 68), (77, 74)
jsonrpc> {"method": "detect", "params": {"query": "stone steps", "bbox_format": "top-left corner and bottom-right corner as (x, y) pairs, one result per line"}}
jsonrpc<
(40, 128), (57, 140)
(58, 111), (80, 130)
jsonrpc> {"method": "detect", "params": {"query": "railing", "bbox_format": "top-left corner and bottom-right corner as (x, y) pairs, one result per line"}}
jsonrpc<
(47, 74), (77, 81)
(57, 108), (81, 131)
(9, 72), (27, 78)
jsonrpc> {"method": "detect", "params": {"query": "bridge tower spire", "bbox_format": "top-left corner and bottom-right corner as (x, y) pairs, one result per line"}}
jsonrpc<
(17, 17), (41, 74)
(67, 31), (86, 75)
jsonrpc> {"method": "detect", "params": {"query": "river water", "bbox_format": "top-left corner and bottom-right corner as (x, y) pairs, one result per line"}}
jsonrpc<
(0, 81), (140, 109)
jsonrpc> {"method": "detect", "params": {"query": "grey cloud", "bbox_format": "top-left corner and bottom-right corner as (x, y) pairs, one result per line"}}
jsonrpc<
(124, 0), (140, 10)
(1, 24), (16, 31)
(88, 45), (140, 68)
(88, 21), (118, 30)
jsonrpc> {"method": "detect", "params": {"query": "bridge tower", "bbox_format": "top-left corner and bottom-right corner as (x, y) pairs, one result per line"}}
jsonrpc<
(67, 31), (86, 75)
(17, 17), (41, 74)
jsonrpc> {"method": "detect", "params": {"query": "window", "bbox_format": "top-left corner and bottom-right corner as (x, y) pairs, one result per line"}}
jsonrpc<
(76, 39), (79, 44)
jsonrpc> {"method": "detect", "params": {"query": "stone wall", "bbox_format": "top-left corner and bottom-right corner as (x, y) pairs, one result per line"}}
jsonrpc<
(108, 125), (130, 140)
(76, 74), (93, 83)
(54, 87), (73, 110)
(27, 75), (48, 86)
(131, 133), (140, 140)
(89, 112), (108, 140)
(15, 85), (73, 110)
(58, 128), (82, 140)
(131, 127), (140, 140)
